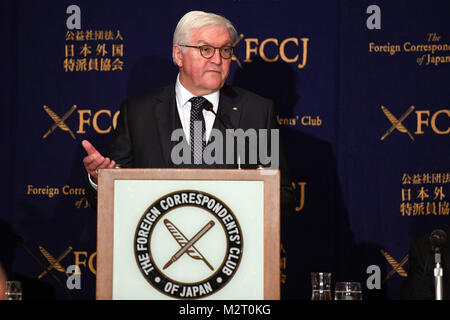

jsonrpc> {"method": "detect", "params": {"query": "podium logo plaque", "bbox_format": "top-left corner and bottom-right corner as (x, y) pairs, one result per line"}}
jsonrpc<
(134, 190), (243, 299)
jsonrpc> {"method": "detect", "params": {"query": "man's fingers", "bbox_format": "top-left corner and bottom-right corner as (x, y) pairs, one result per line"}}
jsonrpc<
(84, 156), (116, 170)
(82, 142), (117, 181)
(86, 156), (105, 173)
(107, 160), (116, 169)
(82, 140), (99, 156)
(92, 158), (115, 175)
(81, 141), (117, 184)
(97, 158), (116, 170)
(83, 151), (104, 165)
(98, 157), (112, 169)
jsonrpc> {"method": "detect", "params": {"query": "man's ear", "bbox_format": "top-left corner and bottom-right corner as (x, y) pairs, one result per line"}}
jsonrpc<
(173, 45), (183, 67)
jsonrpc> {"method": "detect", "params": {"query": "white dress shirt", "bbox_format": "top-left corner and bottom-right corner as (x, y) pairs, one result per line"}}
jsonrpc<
(175, 73), (219, 142)
(89, 74), (220, 190)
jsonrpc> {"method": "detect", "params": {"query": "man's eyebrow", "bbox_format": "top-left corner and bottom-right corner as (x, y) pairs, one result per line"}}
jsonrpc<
(196, 40), (233, 46)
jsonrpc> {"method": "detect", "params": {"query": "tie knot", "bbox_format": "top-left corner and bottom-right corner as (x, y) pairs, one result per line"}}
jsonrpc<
(189, 96), (207, 112)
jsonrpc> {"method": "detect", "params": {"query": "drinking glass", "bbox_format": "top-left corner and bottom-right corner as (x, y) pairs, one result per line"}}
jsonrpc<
(334, 282), (362, 300)
(5, 281), (22, 300)
(311, 272), (332, 300)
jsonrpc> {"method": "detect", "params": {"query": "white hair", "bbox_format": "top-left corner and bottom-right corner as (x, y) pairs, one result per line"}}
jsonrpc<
(172, 11), (238, 61)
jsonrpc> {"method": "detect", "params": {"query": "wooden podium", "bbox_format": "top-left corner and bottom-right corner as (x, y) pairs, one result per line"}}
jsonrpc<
(96, 168), (280, 300)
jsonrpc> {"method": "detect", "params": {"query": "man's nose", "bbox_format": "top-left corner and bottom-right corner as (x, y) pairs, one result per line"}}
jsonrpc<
(210, 48), (222, 64)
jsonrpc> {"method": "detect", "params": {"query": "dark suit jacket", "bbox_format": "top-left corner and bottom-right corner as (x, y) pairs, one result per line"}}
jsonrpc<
(401, 227), (450, 300)
(86, 83), (294, 213)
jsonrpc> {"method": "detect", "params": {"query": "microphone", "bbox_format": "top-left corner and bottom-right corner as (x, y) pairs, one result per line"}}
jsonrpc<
(202, 101), (235, 130)
(12, 235), (73, 300)
(429, 229), (447, 300)
(202, 101), (242, 169)
(430, 229), (447, 253)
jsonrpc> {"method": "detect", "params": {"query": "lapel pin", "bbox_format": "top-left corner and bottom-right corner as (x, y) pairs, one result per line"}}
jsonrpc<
(233, 106), (239, 111)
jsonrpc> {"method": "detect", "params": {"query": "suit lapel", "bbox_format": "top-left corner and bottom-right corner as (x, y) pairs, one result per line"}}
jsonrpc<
(216, 85), (242, 130)
(206, 85), (242, 168)
(154, 84), (184, 167)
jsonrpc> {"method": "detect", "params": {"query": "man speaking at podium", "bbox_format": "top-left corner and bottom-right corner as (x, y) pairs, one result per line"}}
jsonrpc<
(81, 10), (293, 213)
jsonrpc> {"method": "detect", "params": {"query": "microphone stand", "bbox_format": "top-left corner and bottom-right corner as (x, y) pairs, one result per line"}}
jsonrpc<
(12, 235), (73, 300)
(434, 248), (444, 300)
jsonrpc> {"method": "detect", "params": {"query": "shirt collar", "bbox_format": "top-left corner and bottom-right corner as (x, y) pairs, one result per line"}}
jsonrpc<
(175, 73), (219, 110)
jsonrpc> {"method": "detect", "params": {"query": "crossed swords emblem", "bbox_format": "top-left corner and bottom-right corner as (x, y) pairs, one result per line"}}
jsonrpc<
(37, 246), (73, 279)
(380, 105), (415, 141)
(42, 105), (77, 140)
(163, 219), (215, 271)
(231, 34), (245, 68)
(380, 249), (408, 283)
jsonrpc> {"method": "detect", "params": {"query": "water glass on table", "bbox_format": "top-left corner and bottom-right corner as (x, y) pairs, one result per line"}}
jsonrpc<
(311, 272), (332, 300)
(334, 282), (362, 300)
(5, 281), (22, 300)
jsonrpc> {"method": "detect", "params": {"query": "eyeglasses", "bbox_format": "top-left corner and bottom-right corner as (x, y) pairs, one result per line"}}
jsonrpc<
(179, 44), (234, 59)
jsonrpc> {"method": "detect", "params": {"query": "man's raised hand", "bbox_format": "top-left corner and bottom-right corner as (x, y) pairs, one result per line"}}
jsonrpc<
(81, 140), (116, 184)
